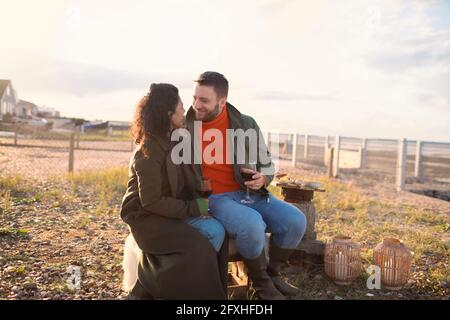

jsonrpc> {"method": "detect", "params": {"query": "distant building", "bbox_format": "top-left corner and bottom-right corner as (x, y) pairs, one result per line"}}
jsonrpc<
(0, 80), (19, 121)
(108, 121), (131, 130)
(16, 100), (39, 118)
(83, 120), (130, 131)
(50, 117), (77, 130)
(37, 106), (60, 118)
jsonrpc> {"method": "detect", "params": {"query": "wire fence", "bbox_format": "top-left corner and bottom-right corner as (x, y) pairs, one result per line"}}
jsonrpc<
(269, 132), (450, 185)
(0, 128), (134, 180)
(1, 127), (450, 187)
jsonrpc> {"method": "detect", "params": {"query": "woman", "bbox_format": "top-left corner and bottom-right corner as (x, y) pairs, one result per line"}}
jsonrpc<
(120, 83), (228, 299)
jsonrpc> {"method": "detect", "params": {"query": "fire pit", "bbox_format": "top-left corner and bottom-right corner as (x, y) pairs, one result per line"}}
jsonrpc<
(274, 177), (326, 265)
(277, 181), (325, 202)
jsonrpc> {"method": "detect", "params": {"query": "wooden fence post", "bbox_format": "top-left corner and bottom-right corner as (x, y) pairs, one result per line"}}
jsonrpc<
(327, 147), (334, 178)
(76, 132), (80, 149)
(332, 136), (340, 177)
(414, 140), (423, 179)
(396, 138), (407, 191)
(292, 133), (298, 167)
(361, 138), (367, 169)
(358, 147), (364, 169)
(68, 133), (75, 174)
(304, 134), (309, 160)
(14, 131), (18, 146)
(324, 136), (329, 164)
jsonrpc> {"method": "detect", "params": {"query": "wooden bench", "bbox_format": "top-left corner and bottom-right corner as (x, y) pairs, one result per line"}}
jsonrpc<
(227, 234), (271, 298)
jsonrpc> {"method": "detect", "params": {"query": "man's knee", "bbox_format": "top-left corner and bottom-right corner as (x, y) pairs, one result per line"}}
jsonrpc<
(292, 209), (307, 237)
(235, 217), (267, 258)
(240, 214), (266, 238)
(280, 206), (307, 237)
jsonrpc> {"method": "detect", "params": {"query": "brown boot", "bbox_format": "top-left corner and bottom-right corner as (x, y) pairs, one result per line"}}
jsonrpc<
(267, 239), (300, 296)
(243, 250), (286, 300)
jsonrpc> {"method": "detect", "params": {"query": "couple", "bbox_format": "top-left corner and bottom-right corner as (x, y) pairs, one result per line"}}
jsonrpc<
(120, 71), (307, 300)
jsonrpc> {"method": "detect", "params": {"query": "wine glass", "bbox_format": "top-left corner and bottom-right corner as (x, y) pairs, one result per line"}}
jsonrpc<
(240, 162), (257, 204)
(196, 177), (213, 218)
(196, 177), (213, 199)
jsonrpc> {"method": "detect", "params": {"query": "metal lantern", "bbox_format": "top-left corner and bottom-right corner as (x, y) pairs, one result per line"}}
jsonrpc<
(324, 236), (362, 285)
(373, 238), (412, 290)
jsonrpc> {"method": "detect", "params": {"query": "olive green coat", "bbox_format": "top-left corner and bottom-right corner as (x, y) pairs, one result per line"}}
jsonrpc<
(120, 134), (228, 299)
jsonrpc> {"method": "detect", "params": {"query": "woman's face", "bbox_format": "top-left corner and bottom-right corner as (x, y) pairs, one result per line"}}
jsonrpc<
(170, 98), (186, 129)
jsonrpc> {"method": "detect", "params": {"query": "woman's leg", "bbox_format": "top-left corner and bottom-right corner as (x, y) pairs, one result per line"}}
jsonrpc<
(186, 217), (226, 252)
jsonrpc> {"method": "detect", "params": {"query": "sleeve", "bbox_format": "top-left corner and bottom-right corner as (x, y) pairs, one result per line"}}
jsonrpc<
(252, 119), (275, 187)
(133, 155), (202, 220)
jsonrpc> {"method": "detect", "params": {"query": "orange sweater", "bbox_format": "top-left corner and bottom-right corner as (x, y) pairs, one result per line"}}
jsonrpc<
(201, 106), (241, 194)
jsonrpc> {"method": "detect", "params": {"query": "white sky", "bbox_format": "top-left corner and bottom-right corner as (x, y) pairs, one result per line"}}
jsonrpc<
(1, 0), (449, 141)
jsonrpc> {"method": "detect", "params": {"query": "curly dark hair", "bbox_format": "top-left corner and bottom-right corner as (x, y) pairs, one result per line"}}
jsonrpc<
(131, 83), (179, 158)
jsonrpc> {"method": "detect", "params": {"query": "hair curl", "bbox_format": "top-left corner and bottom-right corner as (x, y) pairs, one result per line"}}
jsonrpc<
(130, 83), (179, 158)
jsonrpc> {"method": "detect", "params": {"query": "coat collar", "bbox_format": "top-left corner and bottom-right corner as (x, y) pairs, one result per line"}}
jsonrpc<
(150, 133), (171, 152)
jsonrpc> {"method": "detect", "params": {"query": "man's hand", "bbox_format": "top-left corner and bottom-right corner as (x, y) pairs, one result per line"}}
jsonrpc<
(241, 168), (266, 190)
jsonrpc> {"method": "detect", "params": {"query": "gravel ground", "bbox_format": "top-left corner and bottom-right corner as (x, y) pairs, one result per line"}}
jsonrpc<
(0, 144), (133, 180)
(0, 154), (448, 300)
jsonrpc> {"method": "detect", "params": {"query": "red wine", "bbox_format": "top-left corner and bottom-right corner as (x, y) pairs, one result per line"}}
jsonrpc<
(241, 172), (255, 182)
(198, 190), (213, 198)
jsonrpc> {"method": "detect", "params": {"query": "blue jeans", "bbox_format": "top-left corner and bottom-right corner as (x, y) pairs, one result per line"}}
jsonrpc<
(209, 190), (307, 259)
(186, 216), (225, 252)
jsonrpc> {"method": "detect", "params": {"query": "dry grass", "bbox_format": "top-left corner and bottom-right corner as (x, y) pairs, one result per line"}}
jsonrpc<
(267, 169), (449, 299)
(1, 165), (449, 300)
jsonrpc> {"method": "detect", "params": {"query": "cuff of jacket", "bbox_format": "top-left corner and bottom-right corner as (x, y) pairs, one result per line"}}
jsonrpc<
(263, 175), (272, 187)
(195, 198), (209, 216)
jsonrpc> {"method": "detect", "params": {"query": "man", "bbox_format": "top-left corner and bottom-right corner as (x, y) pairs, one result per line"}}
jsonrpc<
(184, 71), (307, 300)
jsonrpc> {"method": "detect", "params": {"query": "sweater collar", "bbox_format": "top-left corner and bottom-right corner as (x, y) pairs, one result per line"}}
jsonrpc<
(186, 101), (242, 128)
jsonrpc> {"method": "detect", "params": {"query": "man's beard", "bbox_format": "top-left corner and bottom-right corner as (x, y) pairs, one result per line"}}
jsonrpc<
(196, 103), (220, 122)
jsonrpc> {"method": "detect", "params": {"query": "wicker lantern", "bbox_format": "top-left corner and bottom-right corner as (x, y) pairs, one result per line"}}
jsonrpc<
(373, 238), (412, 290)
(324, 236), (362, 285)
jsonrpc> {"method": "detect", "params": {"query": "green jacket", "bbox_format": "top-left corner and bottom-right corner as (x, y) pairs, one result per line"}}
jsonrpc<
(121, 134), (207, 220)
(185, 102), (275, 197)
(120, 134), (228, 299)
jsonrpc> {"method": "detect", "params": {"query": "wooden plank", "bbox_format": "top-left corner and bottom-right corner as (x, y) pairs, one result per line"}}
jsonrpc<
(333, 136), (340, 177)
(415, 140), (423, 179)
(292, 133), (298, 167)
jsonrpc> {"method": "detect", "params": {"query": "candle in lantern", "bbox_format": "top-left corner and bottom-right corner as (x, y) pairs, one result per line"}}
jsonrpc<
(334, 251), (349, 281)
(374, 238), (412, 290)
(384, 258), (402, 284)
(384, 258), (392, 284)
(325, 235), (361, 285)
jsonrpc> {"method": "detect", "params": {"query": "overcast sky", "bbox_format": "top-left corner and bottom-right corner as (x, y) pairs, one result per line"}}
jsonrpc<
(1, 0), (449, 141)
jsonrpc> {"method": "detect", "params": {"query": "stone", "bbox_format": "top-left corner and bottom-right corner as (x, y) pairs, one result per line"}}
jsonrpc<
(24, 282), (37, 291)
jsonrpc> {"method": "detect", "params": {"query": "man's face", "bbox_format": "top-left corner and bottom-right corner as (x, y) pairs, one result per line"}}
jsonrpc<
(193, 84), (225, 122)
